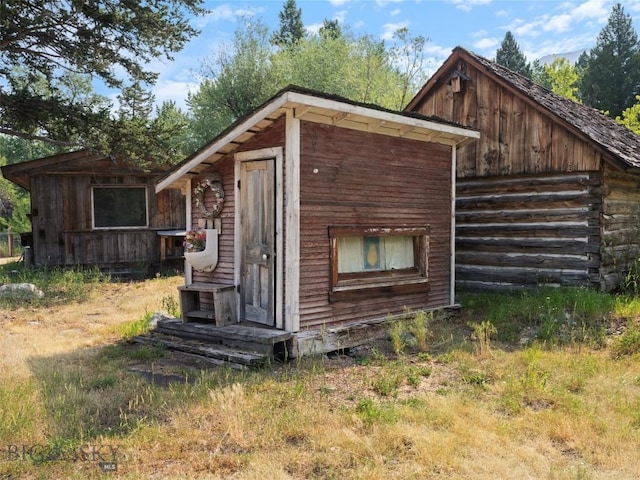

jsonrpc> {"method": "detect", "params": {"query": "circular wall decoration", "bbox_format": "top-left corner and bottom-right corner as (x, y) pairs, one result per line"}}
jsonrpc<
(194, 173), (224, 219)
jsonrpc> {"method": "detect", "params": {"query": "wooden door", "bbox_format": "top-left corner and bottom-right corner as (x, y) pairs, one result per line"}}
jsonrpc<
(239, 159), (275, 325)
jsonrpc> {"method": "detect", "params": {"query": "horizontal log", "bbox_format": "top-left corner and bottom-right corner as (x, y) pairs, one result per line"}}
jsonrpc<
(456, 265), (593, 286)
(457, 171), (598, 191)
(456, 237), (599, 254)
(456, 208), (599, 224)
(457, 278), (590, 291)
(602, 199), (640, 216)
(456, 224), (599, 237)
(456, 192), (599, 211)
(456, 252), (599, 270)
(602, 215), (640, 230)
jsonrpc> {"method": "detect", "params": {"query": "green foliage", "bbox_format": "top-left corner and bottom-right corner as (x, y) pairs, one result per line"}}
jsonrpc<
(0, 158), (29, 233)
(388, 319), (407, 356)
(389, 27), (430, 108)
(468, 321), (497, 356)
(495, 31), (532, 78)
(187, 15), (426, 150)
(116, 311), (155, 340)
(408, 310), (433, 352)
(371, 367), (403, 397)
(186, 16), (275, 151)
(0, 265), (108, 308)
(1, 0), (204, 160)
(619, 257), (640, 295)
(459, 288), (613, 346)
(0, 377), (40, 442)
(616, 95), (640, 134)
(271, 0), (304, 48)
(355, 399), (397, 425)
(611, 322), (640, 357)
(128, 344), (167, 361)
(578, 3), (640, 117)
(543, 57), (580, 102)
(161, 294), (181, 318)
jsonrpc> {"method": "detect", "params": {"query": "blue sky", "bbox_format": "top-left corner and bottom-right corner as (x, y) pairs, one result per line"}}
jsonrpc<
(148, 0), (640, 109)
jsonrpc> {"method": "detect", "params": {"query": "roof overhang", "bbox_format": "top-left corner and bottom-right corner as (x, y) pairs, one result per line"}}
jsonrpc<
(0, 150), (103, 190)
(156, 88), (479, 192)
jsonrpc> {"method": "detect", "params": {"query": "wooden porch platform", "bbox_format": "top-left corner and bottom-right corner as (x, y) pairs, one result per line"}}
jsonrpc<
(134, 318), (293, 367)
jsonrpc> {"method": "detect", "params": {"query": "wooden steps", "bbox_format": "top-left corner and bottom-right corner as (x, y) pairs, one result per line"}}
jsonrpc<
(133, 334), (265, 369)
(135, 317), (293, 368)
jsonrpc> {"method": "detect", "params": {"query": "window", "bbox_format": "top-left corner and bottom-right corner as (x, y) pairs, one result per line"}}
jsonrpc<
(329, 226), (429, 301)
(92, 186), (148, 229)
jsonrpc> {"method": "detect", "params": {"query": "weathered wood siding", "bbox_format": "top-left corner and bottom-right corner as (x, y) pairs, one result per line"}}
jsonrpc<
(298, 121), (453, 330)
(191, 118), (286, 310)
(30, 173), (184, 268)
(601, 163), (640, 291)
(408, 59), (620, 291)
(191, 119), (453, 328)
(456, 172), (602, 290)
(410, 62), (602, 177)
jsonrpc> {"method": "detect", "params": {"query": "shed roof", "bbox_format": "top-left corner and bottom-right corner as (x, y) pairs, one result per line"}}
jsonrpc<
(156, 85), (479, 192)
(1, 149), (167, 191)
(406, 46), (640, 172)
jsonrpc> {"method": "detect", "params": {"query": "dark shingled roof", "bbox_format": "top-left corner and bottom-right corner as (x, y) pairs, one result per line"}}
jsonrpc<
(411, 46), (640, 171)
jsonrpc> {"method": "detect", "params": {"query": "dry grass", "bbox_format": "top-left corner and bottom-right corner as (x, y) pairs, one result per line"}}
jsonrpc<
(1, 272), (640, 479)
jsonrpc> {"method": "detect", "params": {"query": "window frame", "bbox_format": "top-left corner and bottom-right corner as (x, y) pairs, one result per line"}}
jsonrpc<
(329, 226), (430, 302)
(91, 185), (149, 230)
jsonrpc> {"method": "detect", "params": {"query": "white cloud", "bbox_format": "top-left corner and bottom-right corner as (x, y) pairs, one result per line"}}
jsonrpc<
(381, 21), (409, 40)
(375, 0), (405, 6)
(543, 13), (573, 33)
(571, 0), (610, 21)
(196, 4), (264, 28)
(196, 5), (234, 28)
(328, 0), (349, 5)
(306, 22), (323, 35)
(335, 10), (348, 23)
(506, 0), (611, 40)
(153, 80), (200, 110)
(473, 37), (499, 51)
(424, 43), (454, 59)
(448, 0), (492, 13)
(390, 8), (401, 17)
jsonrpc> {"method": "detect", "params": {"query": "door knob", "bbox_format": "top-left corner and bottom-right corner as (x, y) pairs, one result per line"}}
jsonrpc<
(262, 253), (270, 260)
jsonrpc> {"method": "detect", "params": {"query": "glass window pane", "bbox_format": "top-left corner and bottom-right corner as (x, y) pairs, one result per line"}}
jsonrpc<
(338, 235), (415, 273)
(382, 236), (414, 269)
(338, 236), (364, 273)
(93, 187), (147, 228)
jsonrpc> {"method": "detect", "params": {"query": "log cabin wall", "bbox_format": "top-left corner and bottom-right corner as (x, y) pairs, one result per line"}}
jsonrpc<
(410, 59), (608, 290)
(30, 172), (184, 268)
(601, 163), (640, 291)
(456, 172), (602, 290)
(298, 121), (453, 330)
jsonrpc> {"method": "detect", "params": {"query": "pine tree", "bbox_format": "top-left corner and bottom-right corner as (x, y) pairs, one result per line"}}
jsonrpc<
(579, 3), (640, 117)
(319, 19), (342, 40)
(271, 0), (305, 48)
(496, 31), (532, 78)
(0, 0), (204, 158)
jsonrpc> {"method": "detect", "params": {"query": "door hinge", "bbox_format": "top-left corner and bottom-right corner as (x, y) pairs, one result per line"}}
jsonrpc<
(236, 284), (241, 294)
(237, 180), (241, 189)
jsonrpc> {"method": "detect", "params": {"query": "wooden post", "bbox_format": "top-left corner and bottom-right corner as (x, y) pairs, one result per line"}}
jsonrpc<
(7, 228), (13, 257)
(24, 245), (32, 267)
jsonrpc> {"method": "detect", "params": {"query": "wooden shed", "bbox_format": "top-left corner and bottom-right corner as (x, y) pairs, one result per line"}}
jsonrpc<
(155, 86), (478, 359)
(1, 149), (186, 273)
(406, 47), (640, 292)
